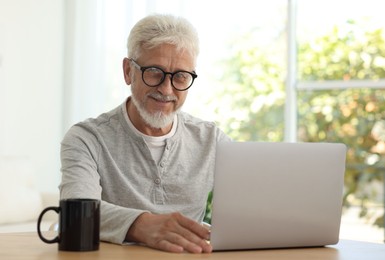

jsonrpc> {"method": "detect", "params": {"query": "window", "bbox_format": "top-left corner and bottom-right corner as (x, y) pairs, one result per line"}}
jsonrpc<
(296, 0), (385, 242)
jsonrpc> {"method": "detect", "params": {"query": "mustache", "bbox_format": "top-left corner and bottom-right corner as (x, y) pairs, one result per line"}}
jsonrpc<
(147, 92), (177, 102)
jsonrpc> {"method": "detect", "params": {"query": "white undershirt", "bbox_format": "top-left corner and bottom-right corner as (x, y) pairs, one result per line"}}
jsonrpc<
(123, 105), (177, 164)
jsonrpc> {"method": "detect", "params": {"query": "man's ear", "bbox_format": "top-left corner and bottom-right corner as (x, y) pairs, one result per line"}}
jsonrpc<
(122, 58), (132, 85)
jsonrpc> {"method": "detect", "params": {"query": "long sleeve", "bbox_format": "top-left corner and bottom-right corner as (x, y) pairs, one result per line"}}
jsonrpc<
(60, 123), (147, 244)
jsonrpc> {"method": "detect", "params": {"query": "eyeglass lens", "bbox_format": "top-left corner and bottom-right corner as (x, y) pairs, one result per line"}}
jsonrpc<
(143, 67), (194, 90)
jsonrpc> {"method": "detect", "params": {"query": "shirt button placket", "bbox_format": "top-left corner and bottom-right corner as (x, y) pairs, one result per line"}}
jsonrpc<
(154, 178), (161, 185)
(154, 177), (163, 204)
(160, 161), (165, 168)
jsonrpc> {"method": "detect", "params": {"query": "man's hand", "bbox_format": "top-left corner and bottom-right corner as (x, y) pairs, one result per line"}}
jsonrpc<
(126, 212), (212, 253)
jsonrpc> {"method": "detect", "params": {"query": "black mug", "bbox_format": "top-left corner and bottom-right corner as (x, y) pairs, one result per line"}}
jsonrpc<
(37, 198), (100, 251)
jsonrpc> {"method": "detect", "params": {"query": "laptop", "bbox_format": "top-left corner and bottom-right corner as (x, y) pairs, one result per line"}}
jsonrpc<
(210, 141), (346, 251)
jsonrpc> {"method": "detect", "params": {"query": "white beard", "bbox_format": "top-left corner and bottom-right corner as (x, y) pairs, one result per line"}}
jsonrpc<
(131, 91), (179, 129)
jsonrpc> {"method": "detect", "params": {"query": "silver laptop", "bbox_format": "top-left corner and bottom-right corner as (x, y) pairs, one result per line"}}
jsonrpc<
(210, 141), (346, 251)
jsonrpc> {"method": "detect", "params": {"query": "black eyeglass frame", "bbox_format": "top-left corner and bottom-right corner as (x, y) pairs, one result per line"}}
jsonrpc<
(129, 58), (198, 91)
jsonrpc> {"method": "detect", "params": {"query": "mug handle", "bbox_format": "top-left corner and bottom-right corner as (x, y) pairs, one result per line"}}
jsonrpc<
(37, 206), (60, 244)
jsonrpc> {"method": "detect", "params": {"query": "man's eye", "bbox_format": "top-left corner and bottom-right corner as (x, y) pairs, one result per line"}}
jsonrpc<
(174, 72), (190, 82)
(146, 67), (162, 74)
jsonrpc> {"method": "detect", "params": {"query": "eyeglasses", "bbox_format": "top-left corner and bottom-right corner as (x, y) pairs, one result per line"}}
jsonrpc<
(129, 59), (198, 91)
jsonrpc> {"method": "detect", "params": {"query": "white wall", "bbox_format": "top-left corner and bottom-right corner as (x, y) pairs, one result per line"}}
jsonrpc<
(0, 0), (64, 193)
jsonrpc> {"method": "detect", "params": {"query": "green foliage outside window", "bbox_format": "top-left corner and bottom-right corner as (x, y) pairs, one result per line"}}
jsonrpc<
(204, 21), (385, 229)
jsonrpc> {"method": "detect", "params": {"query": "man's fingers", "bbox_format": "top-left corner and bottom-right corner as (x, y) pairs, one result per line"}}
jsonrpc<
(176, 232), (211, 253)
(173, 212), (210, 240)
(161, 232), (206, 254)
(157, 239), (184, 253)
(170, 214), (212, 253)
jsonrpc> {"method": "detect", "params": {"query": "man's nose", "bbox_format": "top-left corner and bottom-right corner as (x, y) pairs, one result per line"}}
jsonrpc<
(157, 74), (174, 95)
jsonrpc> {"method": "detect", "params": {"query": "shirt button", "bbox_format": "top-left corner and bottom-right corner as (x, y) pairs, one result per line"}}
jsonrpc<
(160, 161), (165, 167)
(154, 178), (161, 185)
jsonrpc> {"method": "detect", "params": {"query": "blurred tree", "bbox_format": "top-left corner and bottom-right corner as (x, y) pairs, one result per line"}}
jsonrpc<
(298, 21), (385, 227)
(209, 28), (286, 142)
(205, 21), (385, 228)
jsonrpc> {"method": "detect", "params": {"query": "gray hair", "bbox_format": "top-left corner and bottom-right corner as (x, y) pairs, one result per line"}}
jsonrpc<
(127, 14), (199, 61)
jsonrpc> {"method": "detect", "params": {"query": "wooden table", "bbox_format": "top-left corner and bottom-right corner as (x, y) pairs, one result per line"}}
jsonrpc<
(1, 232), (384, 259)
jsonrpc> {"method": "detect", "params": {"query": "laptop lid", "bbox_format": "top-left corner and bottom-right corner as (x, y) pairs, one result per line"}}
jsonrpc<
(210, 142), (346, 251)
